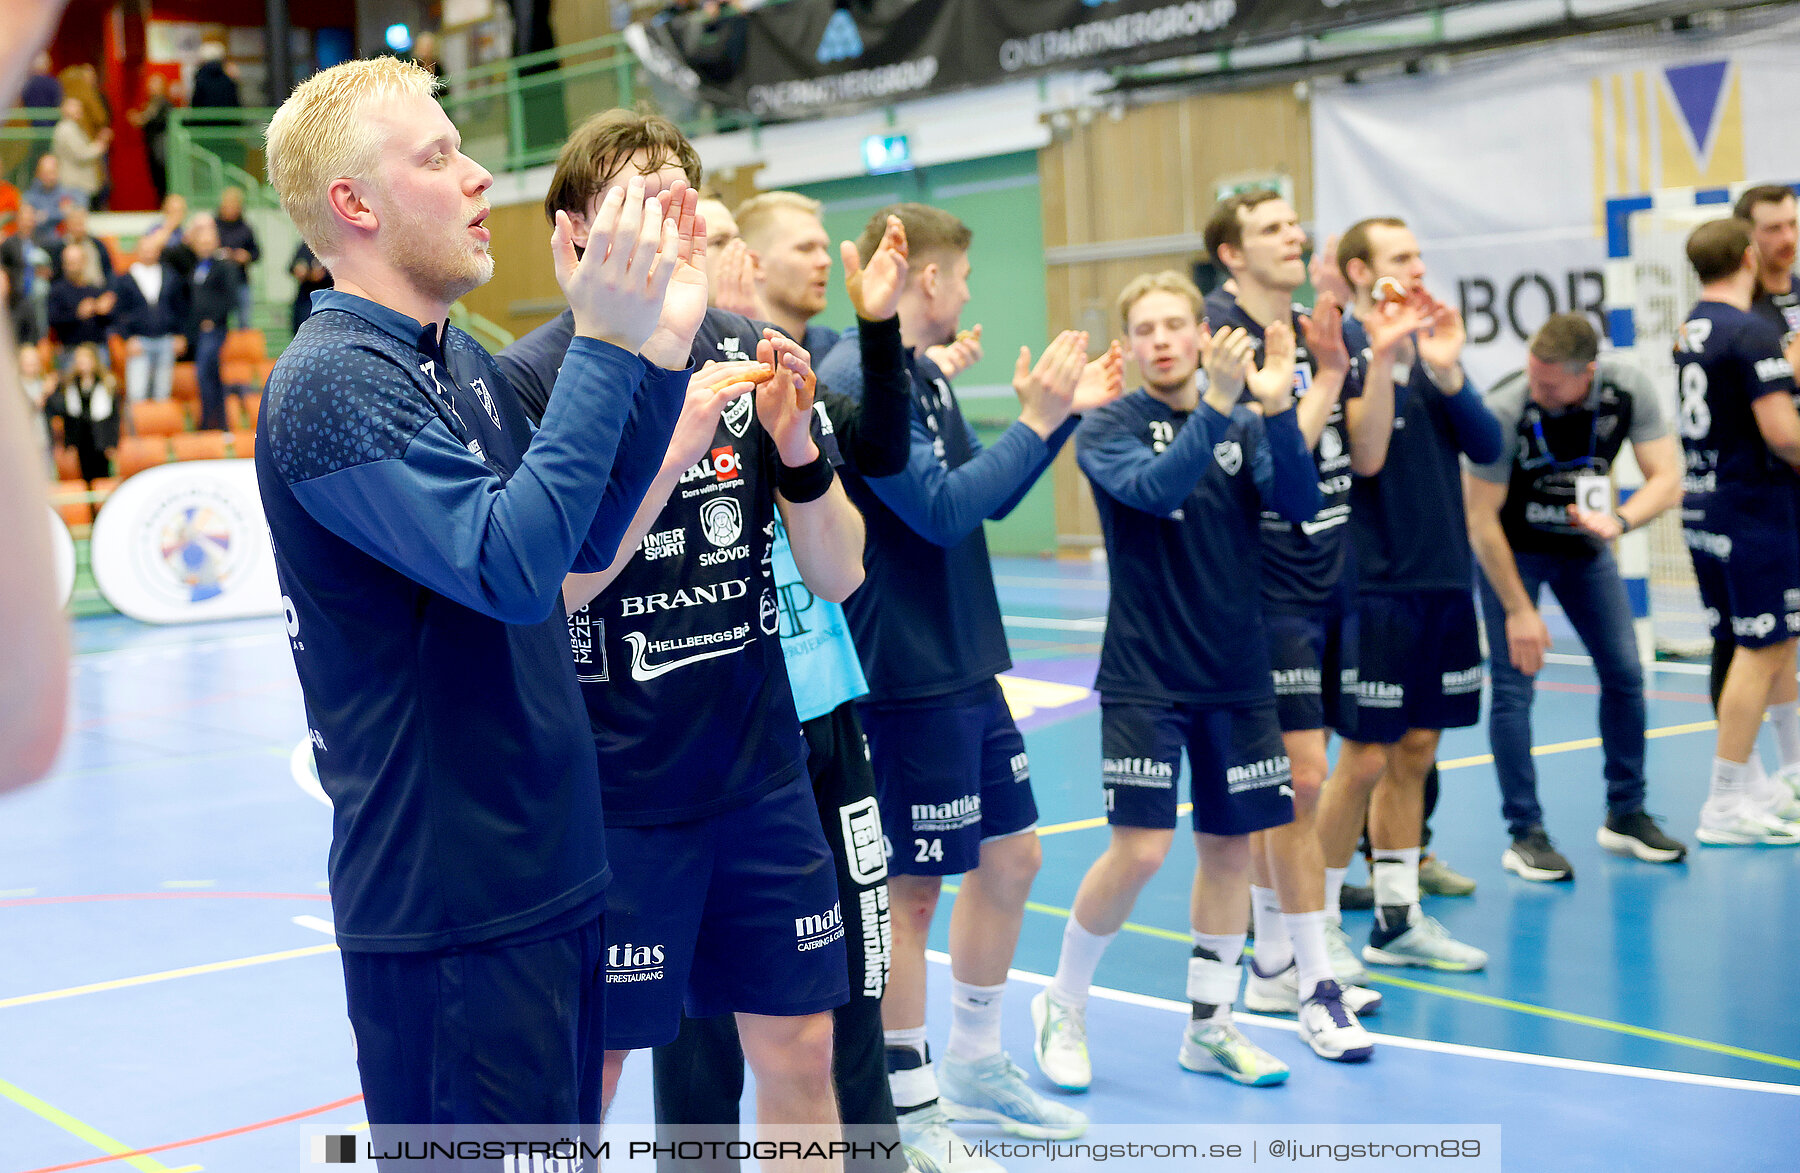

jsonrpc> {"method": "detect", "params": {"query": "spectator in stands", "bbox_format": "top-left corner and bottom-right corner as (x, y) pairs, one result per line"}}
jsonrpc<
(288, 240), (330, 333)
(19, 341), (55, 478)
(190, 42), (239, 112)
(157, 192), (191, 272)
(129, 74), (173, 205)
(2, 200), (52, 343)
(47, 241), (112, 352)
(215, 186), (258, 327)
(52, 204), (114, 282)
(24, 154), (78, 232)
(111, 234), (188, 404)
(21, 51), (59, 124)
(51, 341), (117, 481)
(182, 211), (240, 430)
(405, 30), (445, 80)
(51, 96), (109, 211)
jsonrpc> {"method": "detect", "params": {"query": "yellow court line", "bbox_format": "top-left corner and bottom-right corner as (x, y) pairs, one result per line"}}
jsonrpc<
(0, 944), (338, 1011)
(0, 1076), (197, 1173)
(942, 882), (1800, 1073)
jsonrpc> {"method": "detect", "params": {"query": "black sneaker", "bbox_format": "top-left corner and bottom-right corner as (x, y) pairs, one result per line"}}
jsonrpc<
(1340, 882), (1374, 911)
(1597, 809), (1688, 863)
(1502, 826), (1573, 882)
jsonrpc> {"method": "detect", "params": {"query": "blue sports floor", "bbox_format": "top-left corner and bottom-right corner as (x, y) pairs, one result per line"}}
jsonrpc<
(2, 556), (1796, 1172)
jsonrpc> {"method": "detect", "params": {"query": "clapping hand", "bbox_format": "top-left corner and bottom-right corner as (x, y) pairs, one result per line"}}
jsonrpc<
(552, 176), (685, 360)
(842, 214), (908, 322)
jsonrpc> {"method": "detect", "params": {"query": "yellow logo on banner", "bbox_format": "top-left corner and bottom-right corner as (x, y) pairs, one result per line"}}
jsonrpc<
(1590, 59), (1744, 227)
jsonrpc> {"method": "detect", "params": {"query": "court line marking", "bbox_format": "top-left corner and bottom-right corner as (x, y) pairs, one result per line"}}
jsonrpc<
(935, 879), (1800, 1076)
(922, 952), (1800, 1098)
(1001, 615), (1107, 632)
(10, 1093), (363, 1173)
(0, 944), (339, 1012)
(0, 1077), (199, 1173)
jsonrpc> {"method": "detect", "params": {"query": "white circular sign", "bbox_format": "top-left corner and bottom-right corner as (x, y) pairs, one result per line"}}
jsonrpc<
(47, 505), (75, 607)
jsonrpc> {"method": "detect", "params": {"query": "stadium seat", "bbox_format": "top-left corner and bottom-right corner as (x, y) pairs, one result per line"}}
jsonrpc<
(131, 400), (186, 438)
(222, 328), (267, 363)
(235, 393), (262, 429)
(229, 429), (256, 457)
(114, 436), (170, 478)
(170, 362), (200, 408)
(51, 480), (90, 526)
(54, 446), (80, 481)
(171, 431), (230, 462)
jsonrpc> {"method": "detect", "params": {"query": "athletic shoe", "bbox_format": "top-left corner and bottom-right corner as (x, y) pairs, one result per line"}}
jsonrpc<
(1418, 854), (1477, 896)
(898, 1104), (1004, 1173)
(1029, 990), (1091, 1093)
(1244, 957), (1383, 1016)
(1596, 810), (1688, 863)
(1751, 768), (1800, 821)
(1502, 826), (1574, 882)
(1177, 1017), (1290, 1086)
(1297, 980), (1375, 1062)
(1325, 919), (1368, 986)
(1776, 764), (1800, 803)
(938, 1052), (1089, 1140)
(1695, 800), (1800, 846)
(1340, 881), (1374, 911)
(1363, 911), (1488, 971)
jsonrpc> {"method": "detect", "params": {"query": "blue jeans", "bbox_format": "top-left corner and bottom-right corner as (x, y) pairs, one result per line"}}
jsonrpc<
(1477, 546), (1646, 837)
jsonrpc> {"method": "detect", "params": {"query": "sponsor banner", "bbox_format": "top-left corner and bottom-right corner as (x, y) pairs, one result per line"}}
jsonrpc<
(89, 460), (282, 625)
(1312, 10), (1800, 385)
(630, 0), (1482, 120)
(48, 505), (75, 607)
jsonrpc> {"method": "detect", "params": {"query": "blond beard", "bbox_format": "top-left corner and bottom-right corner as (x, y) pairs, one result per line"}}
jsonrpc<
(380, 204), (494, 304)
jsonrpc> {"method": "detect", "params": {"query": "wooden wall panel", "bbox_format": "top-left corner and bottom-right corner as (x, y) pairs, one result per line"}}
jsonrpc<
(1040, 84), (1312, 550)
(458, 201), (562, 341)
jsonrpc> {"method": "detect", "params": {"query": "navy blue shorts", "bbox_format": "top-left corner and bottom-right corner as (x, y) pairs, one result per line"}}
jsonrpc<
(1100, 698), (1294, 835)
(340, 912), (606, 1128)
(1265, 606), (1348, 733)
(601, 775), (849, 1051)
(1685, 511), (1800, 649)
(859, 679), (1037, 876)
(1338, 589), (1484, 744)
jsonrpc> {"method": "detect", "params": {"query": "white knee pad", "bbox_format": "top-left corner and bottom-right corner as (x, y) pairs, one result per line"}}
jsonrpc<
(1187, 956), (1242, 1007)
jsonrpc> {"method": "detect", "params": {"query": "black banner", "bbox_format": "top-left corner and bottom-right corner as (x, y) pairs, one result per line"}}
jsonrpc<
(627, 0), (1465, 120)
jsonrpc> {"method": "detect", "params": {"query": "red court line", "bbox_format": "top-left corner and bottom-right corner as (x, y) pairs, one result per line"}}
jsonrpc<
(13, 1093), (365, 1173)
(0, 892), (329, 909)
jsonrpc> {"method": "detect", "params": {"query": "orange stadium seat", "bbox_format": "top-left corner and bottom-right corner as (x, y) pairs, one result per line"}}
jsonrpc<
(171, 431), (230, 462)
(51, 480), (90, 526)
(170, 362), (200, 408)
(131, 400), (186, 437)
(114, 436), (170, 478)
(229, 429), (256, 457)
(54, 446), (80, 481)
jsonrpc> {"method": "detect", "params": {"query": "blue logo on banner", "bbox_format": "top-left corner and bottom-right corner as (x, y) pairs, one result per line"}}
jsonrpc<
(1664, 60), (1729, 158)
(817, 10), (863, 63)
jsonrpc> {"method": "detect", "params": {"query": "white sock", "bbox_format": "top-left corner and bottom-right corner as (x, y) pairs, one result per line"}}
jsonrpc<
(1048, 917), (1116, 1009)
(946, 980), (1006, 1062)
(1191, 930), (1246, 967)
(1324, 865), (1348, 923)
(1250, 885), (1292, 972)
(1710, 756), (1748, 803)
(1285, 910), (1334, 1000)
(1188, 931), (1246, 1020)
(1770, 701), (1800, 770)
(1371, 848), (1421, 915)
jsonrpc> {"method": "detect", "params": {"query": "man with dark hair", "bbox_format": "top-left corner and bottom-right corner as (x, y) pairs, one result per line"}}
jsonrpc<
(1320, 215), (1503, 971)
(819, 200), (1119, 1169)
(1197, 190), (1393, 1039)
(1733, 183), (1799, 347)
(501, 109), (914, 1172)
(1466, 313), (1688, 880)
(1678, 217), (1800, 844)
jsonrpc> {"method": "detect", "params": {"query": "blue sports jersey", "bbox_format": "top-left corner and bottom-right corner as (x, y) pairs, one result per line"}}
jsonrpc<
(1078, 389), (1321, 704)
(819, 331), (1076, 703)
(257, 291), (682, 952)
(1675, 300), (1800, 512)
(1344, 315), (1504, 592)
(501, 308), (849, 825)
(1751, 275), (1799, 351)
(1206, 290), (1363, 611)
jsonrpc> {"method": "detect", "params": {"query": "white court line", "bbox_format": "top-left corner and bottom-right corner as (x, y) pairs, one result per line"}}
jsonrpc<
(291, 740), (331, 808)
(924, 950), (1800, 1098)
(1544, 651), (1712, 676)
(1001, 615), (1107, 632)
(993, 576), (1109, 591)
(292, 915), (336, 936)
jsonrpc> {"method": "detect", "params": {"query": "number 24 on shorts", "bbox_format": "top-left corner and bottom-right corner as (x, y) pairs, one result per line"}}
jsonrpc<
(914, 838), (944, 863)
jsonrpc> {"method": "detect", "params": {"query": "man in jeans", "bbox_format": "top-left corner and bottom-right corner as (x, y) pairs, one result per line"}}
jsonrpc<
(1465, 314), (1688, 879)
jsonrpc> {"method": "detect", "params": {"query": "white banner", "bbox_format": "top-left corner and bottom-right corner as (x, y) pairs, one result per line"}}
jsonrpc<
(1312, 9), (1800, 386)
(90, 460), (282, 625)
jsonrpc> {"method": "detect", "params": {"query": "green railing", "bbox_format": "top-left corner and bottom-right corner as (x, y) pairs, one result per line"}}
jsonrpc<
(437, 33), (647, 174)
(0, 109), (60, 194)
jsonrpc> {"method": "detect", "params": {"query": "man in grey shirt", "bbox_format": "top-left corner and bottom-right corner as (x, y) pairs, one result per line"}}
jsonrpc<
(1464, 314), (1688, 881)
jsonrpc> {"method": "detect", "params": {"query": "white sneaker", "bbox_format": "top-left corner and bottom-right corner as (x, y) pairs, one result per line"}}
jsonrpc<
(938, 1051), (1089, 1140)
(1776, 764), (1800, 803)
(1244, 958), (1382, 1016)
(1696, 799), (1800, 846)
(1363, 911), (1488, 971)
(899, 1103), (1004, 1173)
(1029, 990), (1091, 1092)
(1750, 769), (1800, 821)
(1297, 980), (1375, 1062)
(1177, 1016), (1290, 1086)
(1325, 919), (1368, 985)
